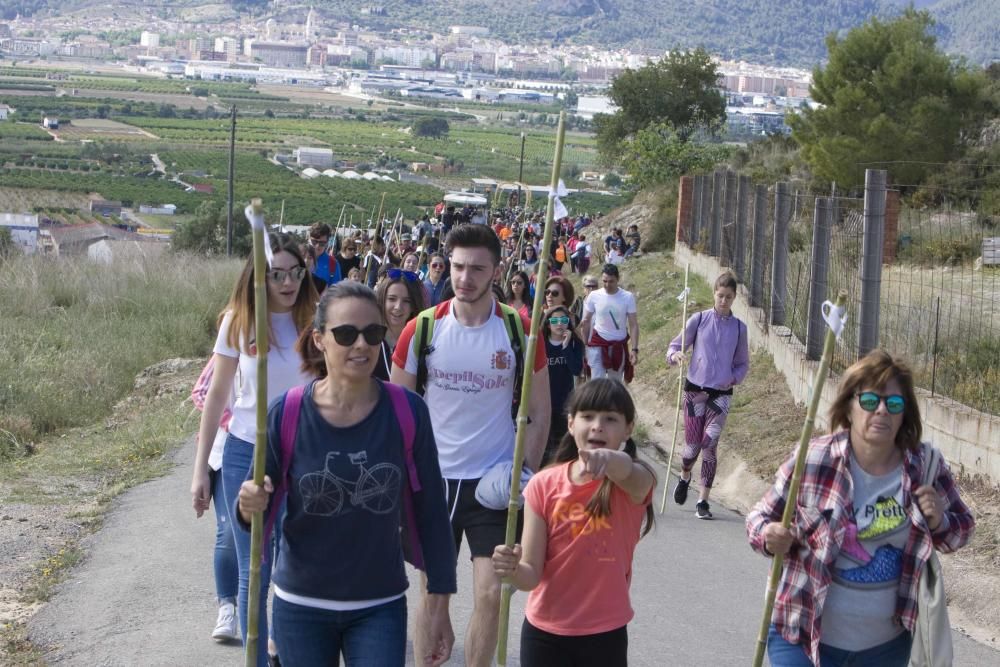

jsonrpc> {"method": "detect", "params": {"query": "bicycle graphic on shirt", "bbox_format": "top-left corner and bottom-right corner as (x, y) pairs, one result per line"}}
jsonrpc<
(299, 451), (402, 516)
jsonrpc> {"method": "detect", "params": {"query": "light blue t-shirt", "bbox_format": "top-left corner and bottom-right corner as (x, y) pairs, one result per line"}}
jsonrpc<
(821, 456), (909, 651)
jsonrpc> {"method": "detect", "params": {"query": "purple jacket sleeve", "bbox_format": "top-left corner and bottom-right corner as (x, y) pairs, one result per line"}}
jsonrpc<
(667, 312), (702, 365)
(731, 320), (750, 385)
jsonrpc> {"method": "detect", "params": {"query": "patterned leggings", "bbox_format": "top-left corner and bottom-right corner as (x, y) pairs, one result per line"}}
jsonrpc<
(681, 391), (731, 489)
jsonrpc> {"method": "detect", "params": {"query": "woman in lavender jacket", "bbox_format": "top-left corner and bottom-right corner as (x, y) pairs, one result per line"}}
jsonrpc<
(665, 271), (750, 519)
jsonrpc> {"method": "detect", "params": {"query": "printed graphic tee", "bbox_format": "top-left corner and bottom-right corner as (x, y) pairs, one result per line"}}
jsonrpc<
(820, 456), (909, 651)
(394, 299), (546, 480)
(584, 288), (637, 342)
(523, 462), (651, 636)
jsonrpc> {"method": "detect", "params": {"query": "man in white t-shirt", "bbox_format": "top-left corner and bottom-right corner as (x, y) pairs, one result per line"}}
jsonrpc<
(392, 224), (550, 667)
(580, 263), (639, 382)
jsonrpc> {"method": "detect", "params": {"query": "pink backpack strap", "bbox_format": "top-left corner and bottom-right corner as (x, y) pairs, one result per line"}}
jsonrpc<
(384, 382), (425, 570)
(385, 382), (420, 492)
(262, 384), (305, 564)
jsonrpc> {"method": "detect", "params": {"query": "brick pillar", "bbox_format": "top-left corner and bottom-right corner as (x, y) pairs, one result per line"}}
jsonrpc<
(883, 189), (900, 264)
(676, 175), (693, 245)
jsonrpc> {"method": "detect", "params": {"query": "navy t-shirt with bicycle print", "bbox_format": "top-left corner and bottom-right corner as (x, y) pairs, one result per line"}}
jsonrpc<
(253, 380), (456, 602)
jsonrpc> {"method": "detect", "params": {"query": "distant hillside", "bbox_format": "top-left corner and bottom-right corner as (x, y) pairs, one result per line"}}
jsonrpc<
(2, 0), (996, 66)
(300, 0), (999, 67)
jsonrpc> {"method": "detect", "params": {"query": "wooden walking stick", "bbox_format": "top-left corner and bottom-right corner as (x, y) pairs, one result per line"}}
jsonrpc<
(659, 263), (691, 514)
(496, 111), (567, 667)
(243, 198), (271, 667)
(751, 290), (848, 667)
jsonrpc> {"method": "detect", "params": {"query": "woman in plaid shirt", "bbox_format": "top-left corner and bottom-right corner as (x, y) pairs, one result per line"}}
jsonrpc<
(747, 350), (974, 666)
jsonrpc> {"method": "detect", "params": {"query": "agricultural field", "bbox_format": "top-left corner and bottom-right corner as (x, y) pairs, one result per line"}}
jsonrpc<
(0, 78), (621, 226)
(53, 118), (157, 141)
(0, 187), (92, 212)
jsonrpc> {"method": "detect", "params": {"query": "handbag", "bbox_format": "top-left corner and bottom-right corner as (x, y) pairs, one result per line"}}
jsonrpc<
(908, 444), (953, 667)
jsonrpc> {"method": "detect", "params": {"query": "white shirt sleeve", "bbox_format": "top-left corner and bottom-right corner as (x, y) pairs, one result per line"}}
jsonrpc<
(213, 311), (240, 358)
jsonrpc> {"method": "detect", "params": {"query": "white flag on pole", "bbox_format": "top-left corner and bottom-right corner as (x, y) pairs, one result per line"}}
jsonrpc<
(245, 204), (275, 267)
(550, 179), (569, 220)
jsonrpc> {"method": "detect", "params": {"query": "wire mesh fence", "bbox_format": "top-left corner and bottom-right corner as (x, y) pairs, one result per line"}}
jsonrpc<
(678, 169), (1000, 417)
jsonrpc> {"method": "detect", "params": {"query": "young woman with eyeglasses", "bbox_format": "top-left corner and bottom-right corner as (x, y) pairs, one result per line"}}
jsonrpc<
(506, 270), (532, 319)
(372, 270), (427, 381)
(191, 233), (318, 666)
(747, 350), (974, 667)
(239, 282), (457, 667)
(540, 305), (584, 466)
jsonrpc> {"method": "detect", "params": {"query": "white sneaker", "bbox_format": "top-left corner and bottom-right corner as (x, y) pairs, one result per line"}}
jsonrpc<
(212, 602), (239, 643)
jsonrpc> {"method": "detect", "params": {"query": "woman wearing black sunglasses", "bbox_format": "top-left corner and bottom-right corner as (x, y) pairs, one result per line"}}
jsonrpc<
(747, 350), (974, 667)
(238, 282), (457, 667)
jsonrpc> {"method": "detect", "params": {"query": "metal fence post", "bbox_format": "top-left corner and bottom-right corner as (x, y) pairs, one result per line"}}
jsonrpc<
(710, 169), (724, 256)
(735, 175), (749, 282)
(806, 197), (833, 360)
(723, 170), (737, 265)
(699, 171), (712, 249)
(690, 174), (704, 245)
(749, 184), (767, 308)
(770, 182), (790, 325)
(859, 169), (887, 358)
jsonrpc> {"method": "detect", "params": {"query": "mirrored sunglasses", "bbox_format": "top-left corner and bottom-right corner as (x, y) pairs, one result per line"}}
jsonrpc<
(266, 267), (307, 283)
(856, 391), (905, 415)
(548, 316), (570, 325)
(327, 324), (387, 347)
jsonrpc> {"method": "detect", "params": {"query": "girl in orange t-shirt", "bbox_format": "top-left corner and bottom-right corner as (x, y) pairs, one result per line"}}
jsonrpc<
(493, 379), (656, 666)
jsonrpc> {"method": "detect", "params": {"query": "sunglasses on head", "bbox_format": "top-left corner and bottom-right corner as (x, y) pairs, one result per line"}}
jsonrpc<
(548, 315), (570, 325)
(266, 266), (307, 283)
(856, 391), (905, 415)
(327, 324), (387, 347)
(386, 268), (420, 282)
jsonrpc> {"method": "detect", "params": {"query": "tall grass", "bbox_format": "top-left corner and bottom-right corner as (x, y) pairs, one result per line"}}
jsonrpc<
(0, 252), (240, 459)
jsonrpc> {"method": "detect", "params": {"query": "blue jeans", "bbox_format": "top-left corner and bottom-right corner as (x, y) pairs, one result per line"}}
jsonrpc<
(209, 468), (238, 604)
(767, 624), (912, 667)
(222, 434), (271, 667)
(272, 595), (407, 667)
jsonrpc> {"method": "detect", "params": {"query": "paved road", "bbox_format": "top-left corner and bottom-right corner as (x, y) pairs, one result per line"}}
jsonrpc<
(28, 437), (999, 665)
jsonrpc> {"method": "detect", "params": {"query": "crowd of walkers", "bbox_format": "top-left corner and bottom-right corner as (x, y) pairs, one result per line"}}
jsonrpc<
(188, 200), (974, 666)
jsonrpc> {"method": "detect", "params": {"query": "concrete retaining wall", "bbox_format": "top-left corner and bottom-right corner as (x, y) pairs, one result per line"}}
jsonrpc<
(674, 242), (1000, 484)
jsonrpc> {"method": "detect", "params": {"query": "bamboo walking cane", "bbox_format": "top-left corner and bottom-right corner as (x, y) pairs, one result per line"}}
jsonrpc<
(496, 111), (567, 666)
(243, 198), (271, 667)
(751, 289), (848, 667)
(659, 263), (690, 514)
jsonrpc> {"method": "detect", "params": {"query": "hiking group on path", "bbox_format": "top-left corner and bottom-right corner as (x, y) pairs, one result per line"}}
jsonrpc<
(188, 203), (974, 667)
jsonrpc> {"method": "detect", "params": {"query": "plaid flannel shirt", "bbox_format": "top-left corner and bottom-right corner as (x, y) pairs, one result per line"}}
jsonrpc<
(746, 431), (974, 666)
